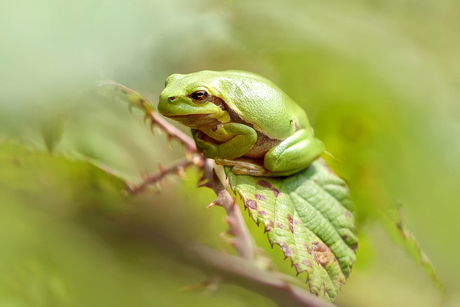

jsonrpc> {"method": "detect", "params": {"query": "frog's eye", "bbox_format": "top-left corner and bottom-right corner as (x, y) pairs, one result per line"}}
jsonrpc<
(191, 90), (209, 102)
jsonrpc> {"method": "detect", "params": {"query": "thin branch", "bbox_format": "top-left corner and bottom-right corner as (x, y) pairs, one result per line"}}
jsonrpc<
(147, 110), (197, 156)
(98, 80), (197, 157)
(125, 155), (204, 194)
(208, 169), (255, 260)
(186, 244), (335, 307)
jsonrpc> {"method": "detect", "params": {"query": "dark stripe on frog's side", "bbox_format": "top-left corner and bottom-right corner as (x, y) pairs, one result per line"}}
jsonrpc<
(167, 112), (223, 129)
(211, 96), (283, 159)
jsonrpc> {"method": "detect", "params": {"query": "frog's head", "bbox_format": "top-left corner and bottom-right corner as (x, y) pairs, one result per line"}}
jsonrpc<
(158, 71), (230, 128)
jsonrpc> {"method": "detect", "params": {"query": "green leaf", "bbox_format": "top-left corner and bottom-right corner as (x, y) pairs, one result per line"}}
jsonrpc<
(225, 159), (357, 302)
(380, 208), (444, 294)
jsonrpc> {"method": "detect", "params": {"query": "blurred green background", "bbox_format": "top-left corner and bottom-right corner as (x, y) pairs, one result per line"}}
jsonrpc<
(1, 0), (459, 306)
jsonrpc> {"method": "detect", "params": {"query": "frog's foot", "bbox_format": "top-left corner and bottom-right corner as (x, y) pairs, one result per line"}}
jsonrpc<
(215, 157), (269, 176)
(232, 166), (270, 176)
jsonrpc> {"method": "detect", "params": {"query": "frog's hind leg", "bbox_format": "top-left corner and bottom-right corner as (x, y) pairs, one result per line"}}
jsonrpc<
(263, 129), (325, 176)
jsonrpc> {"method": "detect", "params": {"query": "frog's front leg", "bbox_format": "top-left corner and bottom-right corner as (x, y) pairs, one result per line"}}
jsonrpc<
(263, 129), (325, 176)
(216, 129), (324, 177)
(193, 123), (257, 159)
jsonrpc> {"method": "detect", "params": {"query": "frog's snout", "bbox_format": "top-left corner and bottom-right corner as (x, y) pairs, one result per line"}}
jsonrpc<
(158, 92), (179, 116)
(158, 91), (175, 105)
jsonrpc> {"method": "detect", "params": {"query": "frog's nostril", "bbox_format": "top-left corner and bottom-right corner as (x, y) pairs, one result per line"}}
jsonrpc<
(168, 96), (176, 102)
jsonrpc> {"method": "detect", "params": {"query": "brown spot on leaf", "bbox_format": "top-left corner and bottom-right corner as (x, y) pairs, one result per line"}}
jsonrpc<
(341, 234), (348, 241)
(350, 243), (358, 254)
(312, 241), (331, 268)
(256, 180), (280, 197)
(266, 219), (274, 228)
(312, 242), (327, 252)
(257, 180), (271, 188)
(264, 225), (271, 233)
(304, 243), (312, 254)
(289, 224), (294, 234)
(272, 188), (280, 197)
(245, 200), (257, 210)
(301, 259), (313, 268)
(255, 194), (265, 201)
(276, 243), (294, 258)
(258, 210), (267, 216)
(294, 264), (300, 275)
(287, 213), (293, 224)
(277, 223), (284, 229)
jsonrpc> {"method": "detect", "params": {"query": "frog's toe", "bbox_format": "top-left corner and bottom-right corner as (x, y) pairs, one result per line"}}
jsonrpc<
(232, 166), (268, 176)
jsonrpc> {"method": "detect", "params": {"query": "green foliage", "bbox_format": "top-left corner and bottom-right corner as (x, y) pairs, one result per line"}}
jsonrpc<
(380, 208), (443, 293)
(226, 160), (357, 302)
(0, 142), (274, 307)
(1, 0), (459, 305)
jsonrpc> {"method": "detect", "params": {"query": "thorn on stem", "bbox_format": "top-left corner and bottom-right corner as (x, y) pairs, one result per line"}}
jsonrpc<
(149, 120), (155, 131)
(185, 150), (192, 161)
(154, 181), (163, 191)
(225, 238), (236, 247)
(166, 136), (173, 149)
(176, 167), (185, 178)
(141, 113), (148, 123)
(198, 180), (212, 189)
(192, 155), (203, 166)
(155, 126), (162, 135)
(180, 280), (212, 292)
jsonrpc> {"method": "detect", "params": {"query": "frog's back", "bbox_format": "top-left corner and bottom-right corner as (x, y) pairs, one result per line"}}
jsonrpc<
(216, 70), (309, 139)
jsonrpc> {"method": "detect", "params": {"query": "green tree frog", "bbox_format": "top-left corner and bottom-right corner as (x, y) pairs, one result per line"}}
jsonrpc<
(158, 70), (324, 177)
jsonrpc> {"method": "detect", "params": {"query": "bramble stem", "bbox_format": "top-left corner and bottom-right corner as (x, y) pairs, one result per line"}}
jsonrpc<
(210, 169), (255, 260)
(125, 155), (204, 194)
(147, 110), (197, 155)
(188, 245), (335, 307)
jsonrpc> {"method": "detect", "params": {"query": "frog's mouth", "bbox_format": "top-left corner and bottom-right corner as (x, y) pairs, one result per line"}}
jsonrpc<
(166, 113), (222, 128)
